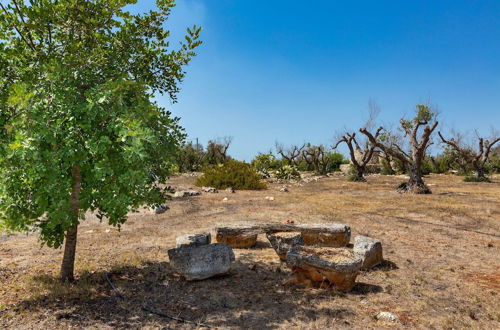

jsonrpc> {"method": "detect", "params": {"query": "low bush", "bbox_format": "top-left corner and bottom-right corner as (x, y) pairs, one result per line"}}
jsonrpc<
(463, 176), (491, 183)
(274, 164), (301, 180)
(251, 153), (279, 178)
(195, 160), (266, 190)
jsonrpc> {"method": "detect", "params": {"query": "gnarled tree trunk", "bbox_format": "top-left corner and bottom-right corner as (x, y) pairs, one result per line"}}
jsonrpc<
(60, 165), (82, 282)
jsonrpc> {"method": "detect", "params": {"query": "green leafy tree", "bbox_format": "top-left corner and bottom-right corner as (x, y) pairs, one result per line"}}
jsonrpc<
(0, 0), (201, 281)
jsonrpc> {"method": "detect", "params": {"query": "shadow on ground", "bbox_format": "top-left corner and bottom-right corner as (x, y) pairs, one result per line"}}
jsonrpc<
(10, 256), (389, 329)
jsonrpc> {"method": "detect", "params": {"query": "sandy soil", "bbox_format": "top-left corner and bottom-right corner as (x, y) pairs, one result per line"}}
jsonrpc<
(1, 173), (499, 329)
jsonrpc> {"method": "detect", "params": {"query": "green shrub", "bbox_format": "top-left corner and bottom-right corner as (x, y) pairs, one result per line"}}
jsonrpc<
(463, 176), (491, 183)
(251, 153), (279, 178)
(274, 164), (301, 180)
(195, 160), (266, 190)
(380, 158), (395, 175)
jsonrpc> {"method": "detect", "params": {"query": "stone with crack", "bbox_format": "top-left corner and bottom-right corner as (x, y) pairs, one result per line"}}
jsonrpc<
(286, 246), (362, 291)
(353, 235), (383, 270)
(168, 243), (235, 281)
(266, 232), (303, 261)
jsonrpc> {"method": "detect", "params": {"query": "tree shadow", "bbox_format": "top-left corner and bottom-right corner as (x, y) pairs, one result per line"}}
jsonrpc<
(370, 259), (399, 271)
(11, 256), (385, 329)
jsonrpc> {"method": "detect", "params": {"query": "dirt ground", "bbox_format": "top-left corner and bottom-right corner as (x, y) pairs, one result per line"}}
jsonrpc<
(1, 173), (499, 329)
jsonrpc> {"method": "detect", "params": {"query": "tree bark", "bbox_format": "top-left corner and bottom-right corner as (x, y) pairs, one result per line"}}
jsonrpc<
(60, 165), (82, 282)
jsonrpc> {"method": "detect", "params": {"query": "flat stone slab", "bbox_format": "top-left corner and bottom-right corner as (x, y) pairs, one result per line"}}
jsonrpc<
(353, 235), (383, 270)
(215, 222), (351, 248)
(176, 233), (211, 248)
(266, 232), (304, 261)
(296, 224), (351, 247)
(286, 246), (362, 291)
(168, 243), (235, 281)
(215, 223), (260, 248)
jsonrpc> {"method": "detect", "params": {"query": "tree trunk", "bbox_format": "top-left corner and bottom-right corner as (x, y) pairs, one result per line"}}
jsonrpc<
(60, 165), (82, 282)
(349, 164), (366, 182)
(401, 162), (431, 194)
(474, 163), (486, 179)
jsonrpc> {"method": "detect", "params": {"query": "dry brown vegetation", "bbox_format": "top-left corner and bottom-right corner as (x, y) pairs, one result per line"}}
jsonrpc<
(1, 173), (499, 329)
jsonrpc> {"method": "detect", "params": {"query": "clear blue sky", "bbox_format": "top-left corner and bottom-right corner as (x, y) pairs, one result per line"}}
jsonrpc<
(141, 0), (500, 160)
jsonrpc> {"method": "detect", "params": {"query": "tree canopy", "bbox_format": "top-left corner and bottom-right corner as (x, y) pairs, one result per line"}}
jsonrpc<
(0, 0), (201, 280)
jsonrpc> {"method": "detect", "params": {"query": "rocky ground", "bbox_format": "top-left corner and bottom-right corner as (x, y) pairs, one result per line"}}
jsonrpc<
(0, 173), (499, 329)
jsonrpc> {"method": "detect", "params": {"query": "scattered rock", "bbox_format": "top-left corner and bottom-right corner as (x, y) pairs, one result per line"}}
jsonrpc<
(176, 233), (211, 248)
(168, 243), (235, 281)
(201, 186), (218, 193)
(174, 190), (201, 198)
(280, 187), (289, 192)
(297, 224), (351, 247)
(225, 187), (235, 193)
(286, 246), (362, 291)
(267, 232), (303, 261)
(376, 311), (398, 322)
(265, 196), (275, 201)
(155, 204), (170, 214)
(215, 223), (260, 248)
(353, 235), (383, 270)
(222, 197), (229, 201)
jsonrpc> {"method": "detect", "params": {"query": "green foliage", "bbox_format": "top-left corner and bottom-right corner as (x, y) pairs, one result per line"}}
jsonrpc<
(251, 153), (279, 178)
(380, 159), (395, 175)
(0, 1), (202, 248)
(176, 141), (205, 172)
(275, 164), (301, 180)
(195, 160), (266, 190)
(347, 165), (365, 182)
(463, 176), (491, 182)
(485, 153), (500, 174)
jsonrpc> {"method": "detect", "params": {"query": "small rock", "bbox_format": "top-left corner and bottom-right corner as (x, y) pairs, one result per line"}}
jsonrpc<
(280, 187), (289, 192)
(201, 186), (218, 193)
(265, 196), (275, 201)
(105, 229), (111, 233)
(376, 312), (398, 322)
(225, 187), (235, 193)
(176, 233), (211, 248)
(222, 197), (229, 201)
(353, 236), (383, 270)
(168, 243), (235, 281)
(155, 204), (170, 214)
(174, 190), (201, 198)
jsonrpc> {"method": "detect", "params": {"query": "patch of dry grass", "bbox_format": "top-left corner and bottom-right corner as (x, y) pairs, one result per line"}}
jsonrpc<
(1, 173), (499, 329)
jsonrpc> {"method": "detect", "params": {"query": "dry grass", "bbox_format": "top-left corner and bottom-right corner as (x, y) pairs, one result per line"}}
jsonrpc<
(0, 173), (499, 329)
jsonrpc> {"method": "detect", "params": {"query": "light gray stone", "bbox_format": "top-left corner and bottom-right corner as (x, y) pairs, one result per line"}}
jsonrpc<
(155, 204), (169, 214)
(376, 311), (398, 322)
(174, 190), (201, 198)
(168, 243), (235, 281)
(353, 235), (383, 270)
(201, 186), (218, 193)
(225, 187), (235, 193)
(176, 233), (211, 248)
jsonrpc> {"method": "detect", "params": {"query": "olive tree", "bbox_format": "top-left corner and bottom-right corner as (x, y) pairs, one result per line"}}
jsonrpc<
(360, 105), (438, 193)
(438, 131), (499, 181)
(0, 0), (201, 281)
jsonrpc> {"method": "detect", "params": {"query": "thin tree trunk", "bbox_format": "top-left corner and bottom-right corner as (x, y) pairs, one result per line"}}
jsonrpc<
(475, 164), (486, 179)
(60, 165), (82, 282)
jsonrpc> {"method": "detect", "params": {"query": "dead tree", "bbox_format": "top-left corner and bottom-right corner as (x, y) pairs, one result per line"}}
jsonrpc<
(438, 131), (499, 180)
(302, 144), (330, 174)
(206, 136), (233, 164)
(360, 104), (438, 193)
(334, 129), (382, 181)
(275, 142), (305, 165)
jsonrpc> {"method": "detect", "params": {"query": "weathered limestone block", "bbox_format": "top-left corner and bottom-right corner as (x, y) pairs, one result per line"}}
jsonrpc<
(168, 243), (235, 281)
(215, 223), (260, 248)
(176, 233), (211, 248)
(353, 235), (383, 270)
(266, 232), (304, 261)
(286, 246), (362, 291)
(297, 224), (351, 247)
